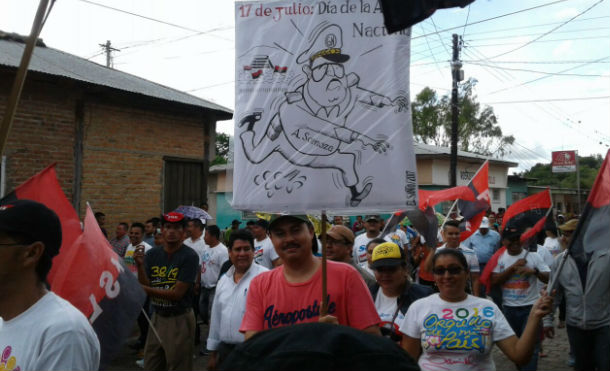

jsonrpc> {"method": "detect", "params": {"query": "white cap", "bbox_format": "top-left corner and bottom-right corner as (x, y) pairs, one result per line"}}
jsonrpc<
(480, 217), (490, 229)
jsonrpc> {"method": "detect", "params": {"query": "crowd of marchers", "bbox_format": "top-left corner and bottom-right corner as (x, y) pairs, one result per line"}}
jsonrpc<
(1, 203), (607, 371)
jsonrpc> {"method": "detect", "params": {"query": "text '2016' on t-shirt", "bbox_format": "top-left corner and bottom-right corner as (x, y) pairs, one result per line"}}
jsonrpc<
(145, 245), (199, 312)
(240, 260), (380, 332)
(400, 294), (514, 371)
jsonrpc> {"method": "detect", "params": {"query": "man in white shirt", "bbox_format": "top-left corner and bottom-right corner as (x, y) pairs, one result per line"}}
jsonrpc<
(0, 200), (100, 371)
(425, 220), (481, 296)
(491, 226), (550, 371)
(199, 225), (229, 329)
(206, 229), (268, 370)
(353, 215), (382, 267)
(123, 222), (153, 353)
(250, 219), (281, 269)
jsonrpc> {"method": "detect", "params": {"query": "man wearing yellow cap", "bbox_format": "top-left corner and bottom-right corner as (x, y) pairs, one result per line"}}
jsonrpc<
(239, 22), (408, 207)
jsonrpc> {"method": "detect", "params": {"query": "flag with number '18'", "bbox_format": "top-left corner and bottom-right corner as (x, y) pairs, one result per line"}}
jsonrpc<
(0, 164), (145, 367)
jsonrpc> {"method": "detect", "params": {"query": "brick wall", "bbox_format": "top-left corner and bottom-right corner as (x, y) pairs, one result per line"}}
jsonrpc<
(0, 74), (76, 200)
(81, 101), (209, 230)
(0, 70), (215, 232)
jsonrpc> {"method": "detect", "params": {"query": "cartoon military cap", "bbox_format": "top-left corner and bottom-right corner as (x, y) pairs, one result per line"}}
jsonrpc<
(297, 23), (350, 67)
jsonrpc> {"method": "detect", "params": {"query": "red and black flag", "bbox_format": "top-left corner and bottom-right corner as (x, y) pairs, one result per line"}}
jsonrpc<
(0, 165), (145, 367)
(480, 188), (553, 292)
(566, 149), (610, 266)
(457, 161), (491, 241)
(500, 188), (552, 243)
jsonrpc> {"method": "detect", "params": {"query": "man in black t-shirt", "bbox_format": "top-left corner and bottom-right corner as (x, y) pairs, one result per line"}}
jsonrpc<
(135, 212), (199, 371)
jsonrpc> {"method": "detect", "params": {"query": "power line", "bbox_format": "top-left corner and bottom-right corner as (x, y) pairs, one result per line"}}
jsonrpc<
(418, 23), (446, 79)
(465, 63), (609, 77)
(412, 0), (570, 40)
(468, 35), (609, 47)
(483, 96), (610, 104)
(461, 4), (472, 39)
(463, 15), (609, 36)
(462, 59), (610, 64)
(187, 80), (235, 92)
(462, 45), (610, 147)
(487, 56), (610, 94)
(486, 0), (605, 59)
(465, 26), (610, 42)
(77, 0), (232, 41)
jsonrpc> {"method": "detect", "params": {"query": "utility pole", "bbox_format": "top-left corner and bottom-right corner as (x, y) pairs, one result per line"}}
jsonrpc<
(449, 34), (463, 187)
(99, 40), (120, 68)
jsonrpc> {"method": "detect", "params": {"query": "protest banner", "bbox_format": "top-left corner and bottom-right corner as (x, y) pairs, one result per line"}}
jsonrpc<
(232, 0), (417, 214)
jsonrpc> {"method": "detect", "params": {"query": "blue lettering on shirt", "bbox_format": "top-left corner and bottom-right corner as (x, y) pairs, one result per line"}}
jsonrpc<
(263, 295), (337, 329)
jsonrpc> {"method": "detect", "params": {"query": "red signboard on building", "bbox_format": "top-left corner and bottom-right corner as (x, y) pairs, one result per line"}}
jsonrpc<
(552, 150), (577, 173)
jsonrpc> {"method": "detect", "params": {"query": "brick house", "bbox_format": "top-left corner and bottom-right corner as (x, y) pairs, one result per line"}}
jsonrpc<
(0, 32), (232, 229)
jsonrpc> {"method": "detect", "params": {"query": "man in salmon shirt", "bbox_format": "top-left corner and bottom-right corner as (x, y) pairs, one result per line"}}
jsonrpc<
(240, 214), (381, 339)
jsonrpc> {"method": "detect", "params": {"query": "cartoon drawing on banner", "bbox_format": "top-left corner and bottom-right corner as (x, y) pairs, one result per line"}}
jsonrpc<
(238, 22), (408, 207)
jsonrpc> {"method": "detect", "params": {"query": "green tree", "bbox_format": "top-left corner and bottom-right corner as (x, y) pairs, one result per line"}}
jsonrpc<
(411, 78), (515, 156)
(211, 132), (231, 166)
(521, 154), (603, 189)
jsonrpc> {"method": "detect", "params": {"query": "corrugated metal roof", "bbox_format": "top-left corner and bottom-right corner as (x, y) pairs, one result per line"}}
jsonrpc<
(0, 38), (232, 117)
(414, 142), (518, 166)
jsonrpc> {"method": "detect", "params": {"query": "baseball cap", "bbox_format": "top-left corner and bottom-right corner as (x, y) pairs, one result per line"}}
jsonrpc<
(480, 217), (490, 229)
(0, 199), (62, 257)
(501, 225), (521, 241)
(231, 219), (241, 225)
(364, 215), (380, 222)
(371, 242), (405, 269)
(326, 225), (354, 245)
(268, 214), (310, 231)
(163, 212), (185, 223)
(558, 219), (579, 232)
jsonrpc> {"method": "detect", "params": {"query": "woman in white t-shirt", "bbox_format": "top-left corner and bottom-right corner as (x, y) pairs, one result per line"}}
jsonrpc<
(399, 249), (553, 371)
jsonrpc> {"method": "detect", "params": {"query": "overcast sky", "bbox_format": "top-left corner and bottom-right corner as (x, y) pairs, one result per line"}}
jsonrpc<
(2, 0), (609, 172)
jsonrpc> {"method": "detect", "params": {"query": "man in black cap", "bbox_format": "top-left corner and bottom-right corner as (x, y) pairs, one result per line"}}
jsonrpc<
(0, 199), (100, 370)
(134, 211), (199, 371)
(239, 22), (407, 207)
(240, 214), (381, 339)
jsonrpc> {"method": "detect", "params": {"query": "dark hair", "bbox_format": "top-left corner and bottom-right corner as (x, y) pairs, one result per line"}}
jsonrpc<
(229, 229), (255, 250)
(118, 222), (129, 230)
(146, 218), (161, 228)
(94, 212), (105, 218)
(206, 225), (220, 240)
(246, 220), (255, 226)
(443, 220), (461, 230)
(432, 249), (469, 272)
(366, 238), (386, 251)
(130, 222), (145, 233)
(188, 218), (205, 231)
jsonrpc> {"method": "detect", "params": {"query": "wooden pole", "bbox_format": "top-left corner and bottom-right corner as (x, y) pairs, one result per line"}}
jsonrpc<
(0, 0), (51, 155)
(320, 212), (328, 316)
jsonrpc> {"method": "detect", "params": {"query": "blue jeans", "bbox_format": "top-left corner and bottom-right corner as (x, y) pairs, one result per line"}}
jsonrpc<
(503, 305), (540, 371)
(566, 325), (610, 371)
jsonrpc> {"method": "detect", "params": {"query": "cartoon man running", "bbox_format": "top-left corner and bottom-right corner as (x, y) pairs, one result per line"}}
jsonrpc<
(239, 22), (408, 206)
